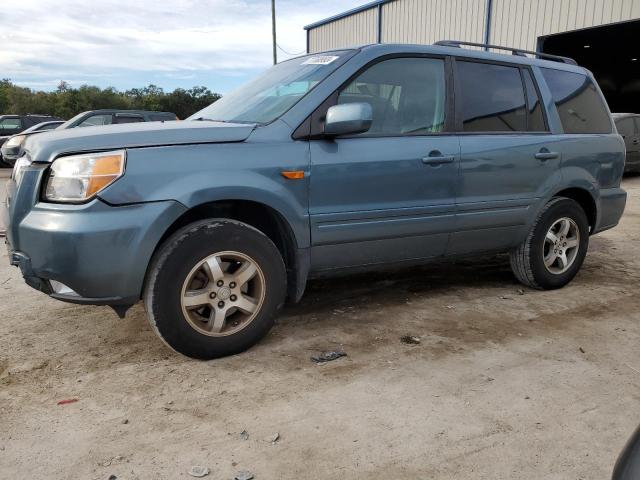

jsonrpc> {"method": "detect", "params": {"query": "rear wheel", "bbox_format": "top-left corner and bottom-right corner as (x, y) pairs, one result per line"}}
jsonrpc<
(510, 197), (589, 290)
(144, 219), (286, 359)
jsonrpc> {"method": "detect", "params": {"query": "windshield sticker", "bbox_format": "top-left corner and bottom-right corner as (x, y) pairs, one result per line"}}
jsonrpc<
(302, 55), (339, 65)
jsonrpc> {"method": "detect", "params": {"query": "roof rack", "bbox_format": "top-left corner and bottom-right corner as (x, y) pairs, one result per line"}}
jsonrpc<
(434, 40), (578, 65)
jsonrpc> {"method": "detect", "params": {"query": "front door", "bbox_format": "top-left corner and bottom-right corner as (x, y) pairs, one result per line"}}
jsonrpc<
(308, 56), (459, 271)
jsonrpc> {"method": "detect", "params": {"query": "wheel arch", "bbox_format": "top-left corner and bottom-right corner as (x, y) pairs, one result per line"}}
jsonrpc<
(143, 199), (309, 303)
(551, 187), (597, 233)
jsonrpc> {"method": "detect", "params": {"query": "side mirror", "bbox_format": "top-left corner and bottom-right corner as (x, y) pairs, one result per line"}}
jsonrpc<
(324, 103), (373, 137)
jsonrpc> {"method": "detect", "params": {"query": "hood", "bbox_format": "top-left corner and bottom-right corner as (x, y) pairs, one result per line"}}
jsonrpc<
(23, 120), (256, 163)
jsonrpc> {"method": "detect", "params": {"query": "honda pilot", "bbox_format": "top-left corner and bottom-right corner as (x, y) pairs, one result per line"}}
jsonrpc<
(3, 42), (627, 359)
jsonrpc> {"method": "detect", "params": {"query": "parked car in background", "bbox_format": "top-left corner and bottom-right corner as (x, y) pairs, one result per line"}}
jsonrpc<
(1, 121), (64, 167)
(0, 114), (63, 166)
(2, 42), (627, 359)
(60, 109), (178, 129)
(1, 110), (178, 167)
(613, 113), (640, 173)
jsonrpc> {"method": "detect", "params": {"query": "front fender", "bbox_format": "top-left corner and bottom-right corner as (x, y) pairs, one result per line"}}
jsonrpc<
(99, 142), (311, 248)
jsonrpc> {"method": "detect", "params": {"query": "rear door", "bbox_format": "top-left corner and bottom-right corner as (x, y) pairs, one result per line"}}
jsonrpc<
(451, 60), (561, 255)
(308, 56), (459, 271)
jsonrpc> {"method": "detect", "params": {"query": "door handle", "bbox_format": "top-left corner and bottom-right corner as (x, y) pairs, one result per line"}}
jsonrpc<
(422, 151), (455, 166)
(632, 139), (639, 145)
(535, 149), (559, 161)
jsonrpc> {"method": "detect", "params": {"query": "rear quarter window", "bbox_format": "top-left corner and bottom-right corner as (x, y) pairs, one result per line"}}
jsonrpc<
(541, 68), (612, 134)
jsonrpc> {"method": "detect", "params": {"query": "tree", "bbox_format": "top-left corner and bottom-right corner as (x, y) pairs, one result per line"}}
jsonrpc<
(0, 80), (221, 119)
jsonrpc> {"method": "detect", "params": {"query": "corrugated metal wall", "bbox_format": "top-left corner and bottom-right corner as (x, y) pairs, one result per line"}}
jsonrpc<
(489, 0), (640, 50)
(307, 0), (640, 53)
(382, 0), (486, 45)
(308, 7), (378, 53)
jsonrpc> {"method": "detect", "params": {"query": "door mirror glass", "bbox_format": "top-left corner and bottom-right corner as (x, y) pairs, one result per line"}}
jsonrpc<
(324, 103), (373, 136)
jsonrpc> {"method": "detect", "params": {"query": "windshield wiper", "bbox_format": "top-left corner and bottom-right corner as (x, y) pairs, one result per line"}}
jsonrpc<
(192, 117), (260, 125)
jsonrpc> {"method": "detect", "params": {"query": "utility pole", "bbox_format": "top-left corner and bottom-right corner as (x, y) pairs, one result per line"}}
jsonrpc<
(271, 0), (277, 64)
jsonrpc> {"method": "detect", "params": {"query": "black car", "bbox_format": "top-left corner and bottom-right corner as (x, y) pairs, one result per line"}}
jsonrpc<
(613, 113), (640, 173)
(0, 120), (65, 166)
(0, 114), (63, 166)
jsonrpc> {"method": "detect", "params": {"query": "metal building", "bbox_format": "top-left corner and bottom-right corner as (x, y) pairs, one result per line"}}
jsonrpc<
(304, 0), (640, 111)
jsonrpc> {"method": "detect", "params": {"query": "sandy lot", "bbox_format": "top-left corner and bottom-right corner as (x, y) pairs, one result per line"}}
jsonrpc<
(1, 175), (639, 480)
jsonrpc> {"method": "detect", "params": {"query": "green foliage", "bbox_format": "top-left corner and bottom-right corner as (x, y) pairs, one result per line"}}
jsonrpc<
(0, 80), (221, 120)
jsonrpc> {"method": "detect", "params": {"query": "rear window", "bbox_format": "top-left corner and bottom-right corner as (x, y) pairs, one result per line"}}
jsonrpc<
(541, 68), (612, 134)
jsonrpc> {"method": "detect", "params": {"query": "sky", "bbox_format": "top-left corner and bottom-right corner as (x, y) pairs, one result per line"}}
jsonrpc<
(0, 0), (365, 93)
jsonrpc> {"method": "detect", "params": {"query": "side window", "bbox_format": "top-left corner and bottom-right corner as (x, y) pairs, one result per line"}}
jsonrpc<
(633, 117), (640, 134)
(337, 57), (446, 136)
(78, 114), (113, 127)
(522, 70), (547, 131)
(0, 118), (22, 131)
(458, 61), (526, 132)
(114, 115), (144, 124)
(541, 68), (612, 134)
(616, 118), (635, 137)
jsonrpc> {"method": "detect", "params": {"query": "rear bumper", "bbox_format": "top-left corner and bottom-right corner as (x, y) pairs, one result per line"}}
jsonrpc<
(593, 187), (627, 234)
(4, 174), (187, 305)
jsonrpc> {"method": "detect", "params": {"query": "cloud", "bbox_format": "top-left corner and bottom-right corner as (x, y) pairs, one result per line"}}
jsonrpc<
(0, 0), (364, 92)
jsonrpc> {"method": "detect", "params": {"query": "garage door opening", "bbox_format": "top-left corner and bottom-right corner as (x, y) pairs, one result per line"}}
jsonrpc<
(539, 20), (640, 114)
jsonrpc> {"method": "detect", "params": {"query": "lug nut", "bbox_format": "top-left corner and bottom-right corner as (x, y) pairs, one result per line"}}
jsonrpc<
(217, 280), (224, 287)
(229, 282), (236, 288)
(218, 301), (225, 308)
(209, 292), (216, 299)
(230, 294), (237, 302)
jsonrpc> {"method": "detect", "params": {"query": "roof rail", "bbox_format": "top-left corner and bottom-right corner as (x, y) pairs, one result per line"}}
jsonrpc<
(434, 40), (578, 65)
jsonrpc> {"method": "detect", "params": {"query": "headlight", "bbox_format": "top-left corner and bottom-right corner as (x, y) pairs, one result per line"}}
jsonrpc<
(12, 155), (31, 185)
(44, 150), (126, 203)
(6, 135), (25, 148)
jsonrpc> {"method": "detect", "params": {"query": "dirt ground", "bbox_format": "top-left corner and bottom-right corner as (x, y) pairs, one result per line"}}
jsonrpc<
(1, 172), (639, 480)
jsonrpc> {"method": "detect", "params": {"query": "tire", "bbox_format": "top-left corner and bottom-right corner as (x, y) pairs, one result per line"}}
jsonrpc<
(144, 219), (286, 359)
(510, 197), (589, 290)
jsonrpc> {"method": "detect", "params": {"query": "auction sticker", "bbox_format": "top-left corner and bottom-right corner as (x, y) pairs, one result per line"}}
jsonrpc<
(302, 55), (339, 65)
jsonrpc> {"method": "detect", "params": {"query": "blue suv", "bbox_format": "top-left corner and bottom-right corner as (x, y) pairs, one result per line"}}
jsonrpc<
(3, 42), (627, 359)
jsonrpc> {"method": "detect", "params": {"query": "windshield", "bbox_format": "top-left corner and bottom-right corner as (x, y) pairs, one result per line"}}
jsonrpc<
(189, 51), (355, 124)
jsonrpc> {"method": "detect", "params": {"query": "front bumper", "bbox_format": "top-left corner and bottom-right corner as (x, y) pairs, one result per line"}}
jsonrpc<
(4, 165), (187, 305)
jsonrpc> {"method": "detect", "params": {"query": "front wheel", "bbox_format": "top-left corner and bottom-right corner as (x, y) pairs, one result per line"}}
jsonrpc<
(510, 197), (589, 290)
(144, 219), (286, 359)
